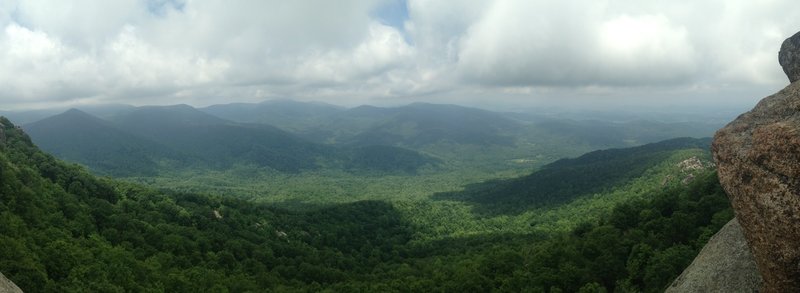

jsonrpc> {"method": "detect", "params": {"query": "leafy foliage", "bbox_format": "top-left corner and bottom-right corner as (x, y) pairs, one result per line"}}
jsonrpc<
(0, 117), (730, 292)
(434, 137), (711, 214)
(0, 119), (414, 291)
(345, 145), (440, 174)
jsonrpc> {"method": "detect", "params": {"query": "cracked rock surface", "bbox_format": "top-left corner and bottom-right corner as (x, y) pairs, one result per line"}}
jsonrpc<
(712, 77), (800, 293)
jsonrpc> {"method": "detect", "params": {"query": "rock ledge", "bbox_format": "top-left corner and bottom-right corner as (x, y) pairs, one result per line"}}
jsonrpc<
(666, 218), (761, 293)
(0, 272), (22, 293)
(712, 55), (800, 292)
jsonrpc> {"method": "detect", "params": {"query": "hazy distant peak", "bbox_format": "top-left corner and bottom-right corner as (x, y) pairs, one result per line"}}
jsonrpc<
(24, 108), (120, 134)
(63, 108), (90, 115)
(138, 104), (196, 111)
(348, 105), (385, 111)
(38, 108), (106, 124)
(118, 104), (231, 127)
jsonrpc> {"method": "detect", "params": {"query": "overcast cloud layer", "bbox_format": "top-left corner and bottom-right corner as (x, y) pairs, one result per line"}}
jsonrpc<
(1, 0), (799, 110)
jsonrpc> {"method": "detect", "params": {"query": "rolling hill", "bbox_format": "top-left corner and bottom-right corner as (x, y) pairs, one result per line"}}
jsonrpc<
(200, 101), (721, 150)
(111, 105), (328, 172)
(269, 102), (524, 147)
(530, 118), (722, 148)
(434, 137), (713, 214)
(25, 106), (436, 175)
(24, 109), (191, 176)
(200, 99), (344, 132)
(340, 103), (522, 147)
(0, 117), (732, 292)
(194, 102), (722, 174)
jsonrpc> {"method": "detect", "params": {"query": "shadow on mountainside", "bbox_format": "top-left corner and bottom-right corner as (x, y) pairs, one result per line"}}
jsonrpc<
(432, 137), (712, 216)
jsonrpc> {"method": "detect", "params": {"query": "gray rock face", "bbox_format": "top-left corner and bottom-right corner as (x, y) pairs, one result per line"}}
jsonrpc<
(779, 31), (800, 83)
(712, 76), (800, 292)
(0, 272), (23, 293)
(666, 218), (762, 293)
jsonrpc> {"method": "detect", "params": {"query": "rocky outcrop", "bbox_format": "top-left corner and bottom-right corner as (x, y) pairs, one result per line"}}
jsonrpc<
(0, 272), (23, 293)
(666, 218), (761, 293)
(712, 31), (800, 293)
(779, 31), (800, 83)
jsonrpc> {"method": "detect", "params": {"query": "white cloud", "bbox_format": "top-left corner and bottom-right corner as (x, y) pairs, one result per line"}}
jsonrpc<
(453, 0), (796, 89)
(294, 22), (414, 83)
(0, 0), (799, 109)
(0, 24), (98, 102)
(105, 26), (229, 90)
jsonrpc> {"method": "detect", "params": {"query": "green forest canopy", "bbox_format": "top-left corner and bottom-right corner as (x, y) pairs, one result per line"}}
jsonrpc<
(0, 118), (731, 292)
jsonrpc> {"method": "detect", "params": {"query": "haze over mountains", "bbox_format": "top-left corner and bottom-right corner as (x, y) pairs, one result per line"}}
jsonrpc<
(1, 97), (738, 292)
(24, 109), (190, 177)
(0, 115), (731, 291)
(24, 104), (438, 176)
(4, 0), (799, 291)
(17, 100), (725, 178)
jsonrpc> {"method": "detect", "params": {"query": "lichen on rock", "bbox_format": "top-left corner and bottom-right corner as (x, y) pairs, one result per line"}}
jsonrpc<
(666, 218), (761, 293)
(712, 31), (800, 293)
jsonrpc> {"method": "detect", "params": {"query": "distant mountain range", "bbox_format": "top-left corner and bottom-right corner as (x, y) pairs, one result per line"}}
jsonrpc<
(24, 106), (436, 176)
(200, 100), (344, 132)
(197, 100), (722, 149)
(15, 100), (723, 176)
(24, 109), (190, 176)
(0, 107), (730, 293)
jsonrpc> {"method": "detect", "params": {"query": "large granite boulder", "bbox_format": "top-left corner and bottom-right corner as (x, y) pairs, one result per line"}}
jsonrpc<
(666, 218), (761, 293)
(0, 272), (22, 293)
(712, 33), (800, 291)
(779, 31), (800, 83)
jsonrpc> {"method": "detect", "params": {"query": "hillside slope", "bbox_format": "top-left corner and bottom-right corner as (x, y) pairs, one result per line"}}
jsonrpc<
(0, 117), (417, 291)
(341, 103), (522, 147)
(200, 100), (344, 131)
(24, 109), (191, 176)
(25, 107), (436, 175)
(434, 137), (712, 214)
(0, 117), (732, 292)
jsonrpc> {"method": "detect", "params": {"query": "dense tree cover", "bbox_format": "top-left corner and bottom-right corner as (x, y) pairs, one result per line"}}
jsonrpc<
(532, 118), (720, 149)
(319, 171), (731, 292)
(1, 119), (415, 291)
(129, 139), (715, 243)
(345, 145), (441, 174)
(435, 138), (711, 214)
(200, 99), (344, 133)
(198, 101), (720, 152)
(24, 102), (724, 209)
(0, 117), (731, 292)
(25, 108), (437, 175)
(341, 103), (521, 147)
(23, 109), (193, 177)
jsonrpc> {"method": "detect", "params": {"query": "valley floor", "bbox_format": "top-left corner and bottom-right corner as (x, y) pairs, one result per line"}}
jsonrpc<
(0, 119), (731, 292)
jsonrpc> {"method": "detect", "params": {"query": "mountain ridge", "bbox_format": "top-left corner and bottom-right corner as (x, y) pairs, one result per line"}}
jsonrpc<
(24, 108), (191, 176)
(25, 106), (437, 175)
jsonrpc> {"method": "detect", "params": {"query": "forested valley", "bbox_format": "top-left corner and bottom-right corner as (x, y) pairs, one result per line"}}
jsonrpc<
(0, 101), (734, 292)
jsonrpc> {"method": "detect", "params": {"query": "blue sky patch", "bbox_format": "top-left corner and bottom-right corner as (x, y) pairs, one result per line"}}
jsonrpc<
(147, 0), (185, 17)
(372, 0), (409, 31)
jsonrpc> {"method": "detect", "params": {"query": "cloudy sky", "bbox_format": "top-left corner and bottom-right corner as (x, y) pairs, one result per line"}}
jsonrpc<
(1, 0), (799, 111)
